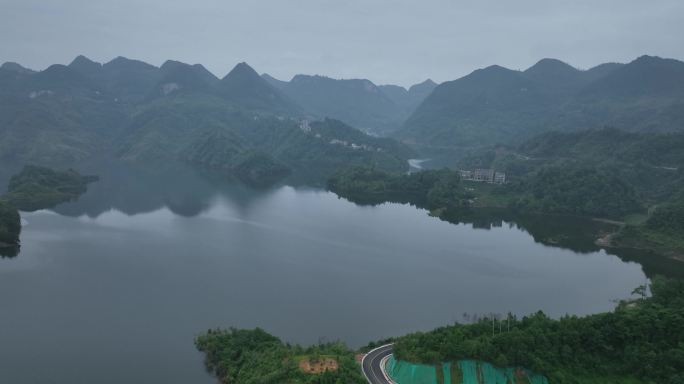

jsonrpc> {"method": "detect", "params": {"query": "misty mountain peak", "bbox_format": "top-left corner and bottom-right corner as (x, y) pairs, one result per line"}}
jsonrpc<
(633, 55), (662, 64)
(524, 58), (580, 84)
(217, 62), (299, 114)
(70, 55), (100, 66)
(69, 55), (103, 75)
(409, 79), (437, 93)
(525, 58), (578, 76)
(291, 74), (330, 83)
(160, 60), (216, 80)
(152, 60), (218, 96)
(160, 60), (186, 73)
(465, 65), (522, 85)
(478, 65), (517, 76)
(224, 62), (260, 81)
(627, 55), (684, 75)
(104, 56), (159, 72)
(0, 62), (35, 74)
(31, 64), (91, 90)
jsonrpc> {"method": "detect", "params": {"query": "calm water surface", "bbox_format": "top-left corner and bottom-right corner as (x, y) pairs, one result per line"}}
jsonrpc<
(0, 165), (650, 383)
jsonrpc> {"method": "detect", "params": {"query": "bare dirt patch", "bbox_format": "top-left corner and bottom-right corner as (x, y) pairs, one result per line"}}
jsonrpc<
(299, 357), (339, 374)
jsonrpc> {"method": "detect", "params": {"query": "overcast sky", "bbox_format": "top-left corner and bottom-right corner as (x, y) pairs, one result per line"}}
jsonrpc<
(1, 0), (682, 87)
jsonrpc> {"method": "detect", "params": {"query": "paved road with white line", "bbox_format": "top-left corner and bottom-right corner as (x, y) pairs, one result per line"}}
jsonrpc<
(361, 344), (395, 384)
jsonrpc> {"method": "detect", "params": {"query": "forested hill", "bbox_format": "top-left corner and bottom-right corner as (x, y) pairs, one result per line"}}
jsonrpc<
(195, 328), (365, 384)
(5, 54), (684, 183)
(519, 128), (684, 166)
(262, 73), (437, 135)
(328, 165), (642, 219)
(0, 165), (97, 257)
(392, 277), (684, 383)
(397, 55), (684, 150)
(117, 94), (412, 184)
(453, 128), (684, 255)
(0, 56), (413, 183)
(459, 128), (684, 202)
(0, 201), (20, 256)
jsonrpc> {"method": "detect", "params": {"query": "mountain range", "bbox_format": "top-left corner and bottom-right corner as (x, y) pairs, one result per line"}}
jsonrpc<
(396, 55), (684, 150)
(0, 56), (413, 183)
(2, 54), (684, 178)
(262, 73), (436, 135)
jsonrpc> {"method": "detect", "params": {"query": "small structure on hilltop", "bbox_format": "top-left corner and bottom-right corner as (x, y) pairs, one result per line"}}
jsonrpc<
(299, 119), (311, 132)
(459, 168), (506, 184)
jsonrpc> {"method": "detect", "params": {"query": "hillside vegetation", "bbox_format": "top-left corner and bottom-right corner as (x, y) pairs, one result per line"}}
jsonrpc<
(0, 201), (20, 252)
(508, 166), (642, 219)
(393, 277), (684, 384)
(264, 74), (436, 135)
(614, 193), (684, 259)
(452, 128), (684, 255)
(328, 164), (643, 219)
(0, 165), (97, 256)
(0, 57), (412, 183)
(328, 166), (467, 211)
(397, 56), (684, 150)
(3, 165), (98, 211)
(195, 328), (365, 384)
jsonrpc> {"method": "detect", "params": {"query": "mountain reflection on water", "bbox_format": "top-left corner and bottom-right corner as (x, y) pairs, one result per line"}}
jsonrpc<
(1, 160), (682, 278)
(0, 160), (665, 384)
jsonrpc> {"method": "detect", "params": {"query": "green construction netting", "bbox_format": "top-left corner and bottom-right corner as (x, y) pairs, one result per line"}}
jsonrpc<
(386, 355), (438, 384)
(386, 356), (549, 384)
(443, 362), (452, 384)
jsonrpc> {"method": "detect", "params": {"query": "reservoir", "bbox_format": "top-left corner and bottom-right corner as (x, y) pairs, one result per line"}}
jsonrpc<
(0, 164), (653, 383)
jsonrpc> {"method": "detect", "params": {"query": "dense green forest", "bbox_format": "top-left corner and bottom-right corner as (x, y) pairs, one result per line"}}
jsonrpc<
(393, 277), (684, 384)
(119, 91), (411, 184)
(614, 193), (684, 259)
(327, 166), (468, 212)
(0, 57), (413, 185)
(263, 74), (436, 135)
(508, 166), (642, 219)
(3, 165), (98, 211)
(450, 128), (684, 255)
(397, 55), (684, 149)
(195, 328), (365, 384)
(195, 279), (684, 384)
(4, 54), (684, 184)
(326, 141), (684, 262)
(0, 200), (21, 252)
(0, 165), (96, 256)
(458, 128), (684, 202)
(328, 164), (644, 219)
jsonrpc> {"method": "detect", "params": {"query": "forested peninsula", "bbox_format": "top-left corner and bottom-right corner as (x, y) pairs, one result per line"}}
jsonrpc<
(195, 328), (366, 384)
(0, 165), (97, 256)
(329, 128), (684, 260)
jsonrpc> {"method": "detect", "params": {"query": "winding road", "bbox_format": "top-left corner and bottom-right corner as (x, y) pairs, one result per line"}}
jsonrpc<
(361, 344), (395, 384)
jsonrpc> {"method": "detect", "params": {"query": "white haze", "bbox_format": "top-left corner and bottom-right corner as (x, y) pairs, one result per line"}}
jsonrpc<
(1, 0), (682, 87)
